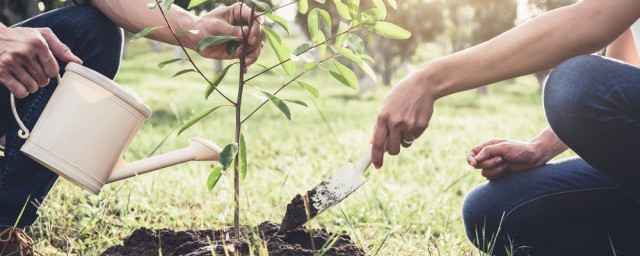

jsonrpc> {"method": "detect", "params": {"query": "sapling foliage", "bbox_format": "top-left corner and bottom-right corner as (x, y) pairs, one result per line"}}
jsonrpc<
(132, 0), (410, 235)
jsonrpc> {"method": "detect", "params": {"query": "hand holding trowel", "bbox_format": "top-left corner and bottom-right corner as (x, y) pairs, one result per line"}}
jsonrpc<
(279, 145), (377, 232)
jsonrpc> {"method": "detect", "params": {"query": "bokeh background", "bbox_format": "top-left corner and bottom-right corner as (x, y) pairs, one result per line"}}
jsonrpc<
(1, 0), (581, 255)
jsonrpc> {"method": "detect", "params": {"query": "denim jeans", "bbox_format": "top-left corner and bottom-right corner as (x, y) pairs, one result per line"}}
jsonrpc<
(463, 55), (640, 255)
(0, 6), (122, 228)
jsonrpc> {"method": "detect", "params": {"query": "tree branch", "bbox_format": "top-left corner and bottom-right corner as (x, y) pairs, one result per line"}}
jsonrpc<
(157, 5), (236, 105)
(244, 26), (356, 83)
(241, 54), (335, 124)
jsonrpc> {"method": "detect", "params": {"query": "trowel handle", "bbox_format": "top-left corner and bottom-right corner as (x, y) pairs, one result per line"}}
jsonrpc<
(10, 74), (61, 139)
(355, 147), (373, 175)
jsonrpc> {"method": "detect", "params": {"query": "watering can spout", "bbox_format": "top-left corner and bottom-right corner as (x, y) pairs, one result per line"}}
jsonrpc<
(108, 138), (221, 183)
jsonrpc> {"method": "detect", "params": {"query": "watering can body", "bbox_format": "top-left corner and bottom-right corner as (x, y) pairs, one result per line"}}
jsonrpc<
(11, 63), (220, 195)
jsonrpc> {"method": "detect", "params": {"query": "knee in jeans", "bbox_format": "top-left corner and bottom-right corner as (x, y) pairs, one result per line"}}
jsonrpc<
(52, 6), (123, 52)
(462, 184), (504, 248)
(543, 55), (605, 138)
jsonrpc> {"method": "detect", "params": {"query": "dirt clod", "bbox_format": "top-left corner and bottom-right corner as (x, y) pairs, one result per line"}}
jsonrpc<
(279, 190), (319, 233)
(101, 221), (365, 256)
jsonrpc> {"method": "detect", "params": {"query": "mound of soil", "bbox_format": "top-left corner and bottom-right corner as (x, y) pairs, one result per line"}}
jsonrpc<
(101, 221), (365, 256)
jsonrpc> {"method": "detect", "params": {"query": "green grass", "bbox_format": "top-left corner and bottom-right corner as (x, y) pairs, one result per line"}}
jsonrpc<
(28, 41), (575, 255)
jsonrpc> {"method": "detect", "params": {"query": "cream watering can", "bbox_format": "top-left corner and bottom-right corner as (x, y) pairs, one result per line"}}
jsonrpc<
(8, 62), (221, 195)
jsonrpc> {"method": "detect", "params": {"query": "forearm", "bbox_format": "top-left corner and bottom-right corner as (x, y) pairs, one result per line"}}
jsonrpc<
(422, 0), (640, 99)
(530, 127), (568, 162)
(91, 0), (199, 49)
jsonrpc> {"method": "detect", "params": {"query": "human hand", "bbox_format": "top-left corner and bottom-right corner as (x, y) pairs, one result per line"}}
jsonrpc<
(467, 139), (550, 180)
(371, 69), (435, 169)
(0, 26), (82, 98)
(190, 3), (264, 67)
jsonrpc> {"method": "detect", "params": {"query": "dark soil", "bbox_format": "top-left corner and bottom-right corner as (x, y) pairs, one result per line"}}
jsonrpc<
(279, 189), (319, 233)
(101, 221), (365, 256)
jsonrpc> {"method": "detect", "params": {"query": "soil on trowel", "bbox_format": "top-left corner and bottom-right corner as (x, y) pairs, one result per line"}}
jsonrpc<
(101, 221), (365, 256)
(279, 190), (319, 233)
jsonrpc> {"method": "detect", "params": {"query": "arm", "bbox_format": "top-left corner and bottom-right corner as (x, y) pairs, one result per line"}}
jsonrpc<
(467, 127), (568, 180)
(371, 0), (640, 168)
(606, 28), (640, 65)
(91, 0), (264, 64)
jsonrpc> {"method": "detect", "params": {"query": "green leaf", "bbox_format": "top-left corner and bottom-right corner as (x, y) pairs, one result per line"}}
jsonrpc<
(360, 61), (377, 82)
(293, 43), (312, 56)
(163, 0), (174, 11)
(386, 0), (397, 9)
(297, 81), (319, 98)
(328, 60), (358, 89)
(261, 90), (291, 120)
(197, 36), (238, 52)
(371, 0), (386, 14)
(318, 9), (332, 37)
(147, 2), (158, 9)
(371, 22), (411, 39)
(346, 34), (365, 54)
(313, 33), (327, 57)
(297, 0), (308, 14)
(256, 61), (282, 79)
(356, 8), (386, 26)
(332, 46), (362, 65)
(264, 26), (294, 75)
(360, 54), (374, 63)
(332, 0), (352, 20)
(284, 99), (308, 107)
(308, 8), (320, 40)
(205, 63), (236, 99)
(347, 0), (359, 18)
(172, 69), (196, 77)
(252, 0), (272, 13)
(226, 41), (240, 56)
(266, 13), (290, 35)
(219, 143), (239, 171)
(207, 166), (223, 191)
(334, 22), (349, 47)
(178, 105), (225, 135)
(179, 29), (200, 36)
(304, 62), (319, 72)
(157, 58), (183, 69)
(188, 0), (211, 9)
(239, 133), (247, 180)
(130, 26), (163, 42)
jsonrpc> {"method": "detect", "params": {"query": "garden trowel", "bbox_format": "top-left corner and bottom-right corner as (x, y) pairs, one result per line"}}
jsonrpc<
(280, 147), (373, 232)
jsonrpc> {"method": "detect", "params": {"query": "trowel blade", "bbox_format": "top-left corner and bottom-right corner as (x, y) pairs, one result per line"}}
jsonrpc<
(280, 148), (372, 232)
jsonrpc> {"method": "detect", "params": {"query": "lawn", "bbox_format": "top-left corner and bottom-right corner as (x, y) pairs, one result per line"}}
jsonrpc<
(28, 40), (575, 255)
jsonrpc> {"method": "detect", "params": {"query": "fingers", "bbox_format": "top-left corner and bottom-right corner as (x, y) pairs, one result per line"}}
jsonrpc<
(39, 28), (82, 65)
(0, 71), (28, 98)
(481, 163), (509, 180)
(23, 56), (49, 87)
(231, 2), (253, 25)
(474, 143), (508, 163)
(371, 118), (389, 169)
(245, 42), (263, 67)
(475, 156), (502, 170)
(11, 67), (38, 94)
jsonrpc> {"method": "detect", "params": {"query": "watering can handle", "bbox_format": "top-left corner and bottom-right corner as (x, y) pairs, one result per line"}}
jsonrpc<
(10, 74), (62, 139)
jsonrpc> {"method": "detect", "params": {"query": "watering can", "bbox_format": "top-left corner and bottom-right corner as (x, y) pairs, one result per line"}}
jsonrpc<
(8, 62), (221, 195)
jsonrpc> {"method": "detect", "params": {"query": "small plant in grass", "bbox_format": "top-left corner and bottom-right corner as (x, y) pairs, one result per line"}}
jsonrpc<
(133, 0), (410, 237)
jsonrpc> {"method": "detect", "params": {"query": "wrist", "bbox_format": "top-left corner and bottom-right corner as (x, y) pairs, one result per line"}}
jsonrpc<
(529, 137), (556, 164)
(416, 59), (451, 101)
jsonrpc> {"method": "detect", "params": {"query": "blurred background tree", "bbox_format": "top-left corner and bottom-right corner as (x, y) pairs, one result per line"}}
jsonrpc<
(0, 0), (579, 93)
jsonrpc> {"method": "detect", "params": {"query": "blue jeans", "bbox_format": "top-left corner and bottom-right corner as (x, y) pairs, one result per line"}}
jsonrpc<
(463, 55), (640, 255)
(0, 6), (122, 228)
